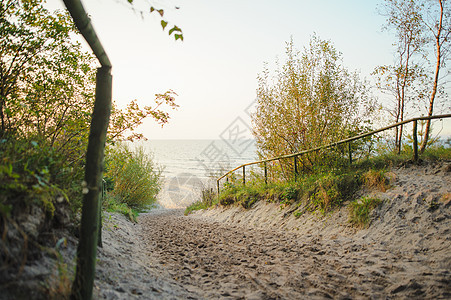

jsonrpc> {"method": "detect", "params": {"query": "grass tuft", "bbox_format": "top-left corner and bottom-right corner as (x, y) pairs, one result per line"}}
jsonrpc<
(349, 197), (382, 228)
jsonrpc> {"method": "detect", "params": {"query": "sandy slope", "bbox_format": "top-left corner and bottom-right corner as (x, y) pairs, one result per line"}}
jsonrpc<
(93, 161), (450, 299)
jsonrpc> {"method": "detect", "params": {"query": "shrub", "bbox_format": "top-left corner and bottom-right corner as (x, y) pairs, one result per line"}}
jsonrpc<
(310, 172), (361, 214)
(363, 169), (389, 192)
(349, 197), (382, 227)
(104, 143), (162, 210)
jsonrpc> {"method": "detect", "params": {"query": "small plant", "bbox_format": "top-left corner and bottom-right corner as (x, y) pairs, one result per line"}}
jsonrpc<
(103, 193), (139, 222)
(363, 169), (389, 192)
(309, 173), (360, 215)
(184, 187), (218, 215)
(45, 238), (71, 300)
(349, 197), (382, 227)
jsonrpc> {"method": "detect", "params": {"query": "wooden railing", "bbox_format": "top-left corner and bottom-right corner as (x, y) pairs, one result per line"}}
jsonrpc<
(216, 114), (451, 195)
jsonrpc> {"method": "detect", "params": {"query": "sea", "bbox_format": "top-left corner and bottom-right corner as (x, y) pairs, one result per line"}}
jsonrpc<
(142, 139), (258, 209)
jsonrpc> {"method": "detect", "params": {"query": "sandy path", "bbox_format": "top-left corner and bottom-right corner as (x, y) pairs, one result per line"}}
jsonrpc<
(139, 208), (449, 299)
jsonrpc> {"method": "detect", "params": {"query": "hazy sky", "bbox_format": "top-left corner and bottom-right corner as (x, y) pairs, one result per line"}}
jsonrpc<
(46, 0), (450, 139)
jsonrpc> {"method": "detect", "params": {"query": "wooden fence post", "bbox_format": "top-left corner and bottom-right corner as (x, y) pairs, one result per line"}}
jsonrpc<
(294, 156), (298, 181)
(264, 162), (267, 185)
(217, 180), (220, 196)
(243, 166), (246, 186)
(348, 142), (352, 165)
(71, 66), (112, 300)
(413, 120), (418, 162)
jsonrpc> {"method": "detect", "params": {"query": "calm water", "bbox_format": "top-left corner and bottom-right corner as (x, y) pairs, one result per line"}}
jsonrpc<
(142, 140), (257, 208)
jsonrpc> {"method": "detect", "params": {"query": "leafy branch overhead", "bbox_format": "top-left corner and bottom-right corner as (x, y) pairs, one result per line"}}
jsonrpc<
(108, 90), (179, 142)
(150, 6), (183, 41)
(125, 0), (183, 41)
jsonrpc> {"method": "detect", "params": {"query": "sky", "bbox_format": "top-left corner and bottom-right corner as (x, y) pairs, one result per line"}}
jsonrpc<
(46, 0), (450, 139)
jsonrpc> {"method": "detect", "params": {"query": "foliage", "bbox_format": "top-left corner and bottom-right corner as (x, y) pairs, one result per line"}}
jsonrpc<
(0, 0), (177, 216)
(108, 90), (179, 142)
(103, 194), (139, 222)
(349, 197), (382, 228)
(374, 0), (429, 152)
(362, 169), (390, 192)
(0, 138), (73, 215)
(125, 0), (184, 41)
(0, 0), (95, 155)
(375, 0), (451, 152)
(253, 35), (376, 179)
(216, 168), (362, 215)
(104, 143), (162, 210)
(310, 172), (361, 214)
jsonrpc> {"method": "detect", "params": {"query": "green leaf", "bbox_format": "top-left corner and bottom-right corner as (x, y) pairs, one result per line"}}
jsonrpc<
(150, 7), (164, 17)
(168, 26), (181, 36)
(175, 34), (183, 41)
(161, 20), (168, 30)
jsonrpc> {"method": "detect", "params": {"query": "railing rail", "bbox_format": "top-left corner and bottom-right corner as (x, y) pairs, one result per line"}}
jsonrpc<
(216, 114), (451, 195)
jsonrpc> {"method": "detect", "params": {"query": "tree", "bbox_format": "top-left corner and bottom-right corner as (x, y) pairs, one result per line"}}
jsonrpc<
(374, 0), (427, 153)
(0, 0), (88, 138)
(420, 0), (451, 152)
(376, 0), (451, 153)
(253, 35), (375, 178)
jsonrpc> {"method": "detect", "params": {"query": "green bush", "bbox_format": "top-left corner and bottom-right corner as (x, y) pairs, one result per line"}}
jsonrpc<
(104, 143), (162, 210)
(309, 172), (361, 214)
(0, 137), (77, 216)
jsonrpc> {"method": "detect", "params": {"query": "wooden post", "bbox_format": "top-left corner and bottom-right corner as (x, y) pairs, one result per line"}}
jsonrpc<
(71, 66), (112, 300)
(217, 180), (220, 196)
(63, 1), (113, 299)
(413, 119), (418, 162)
(294, 156), (298, 181)
(348, 142), (352, 165)
(243, 166), (246, 186)
(264, 162), (267, 185)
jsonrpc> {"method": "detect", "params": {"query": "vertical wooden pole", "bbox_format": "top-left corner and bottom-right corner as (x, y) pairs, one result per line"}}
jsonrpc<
(413, 119), (418, 162)
(72, 66), (112, 300)
(264, 162), (267, 185)
(243, 166), (246, 186)
(217, 180), (220, 196)
(348, 142), (352, 165)
(294, 156), (298, 181)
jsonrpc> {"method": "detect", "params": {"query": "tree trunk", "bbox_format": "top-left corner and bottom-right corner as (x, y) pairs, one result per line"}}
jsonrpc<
(420, 0), (443, 153)
(62, 1), (113, 299)
(71, 66), (112, 300)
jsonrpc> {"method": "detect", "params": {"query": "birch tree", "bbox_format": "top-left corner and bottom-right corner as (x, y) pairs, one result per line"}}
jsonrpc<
(420, 0), (451, 152)
(373, 0), (427, 153)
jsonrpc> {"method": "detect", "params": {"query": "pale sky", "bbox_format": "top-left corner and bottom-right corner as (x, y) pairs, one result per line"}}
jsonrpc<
(46, 0), (450, 139)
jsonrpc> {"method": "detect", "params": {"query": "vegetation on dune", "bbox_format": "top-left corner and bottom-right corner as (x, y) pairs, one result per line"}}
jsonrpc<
(186, 141), (451, 226)
(103, 143), (162, 221)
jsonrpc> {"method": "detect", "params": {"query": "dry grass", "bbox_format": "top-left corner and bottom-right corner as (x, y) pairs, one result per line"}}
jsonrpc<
(363, 169), (390, 192)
